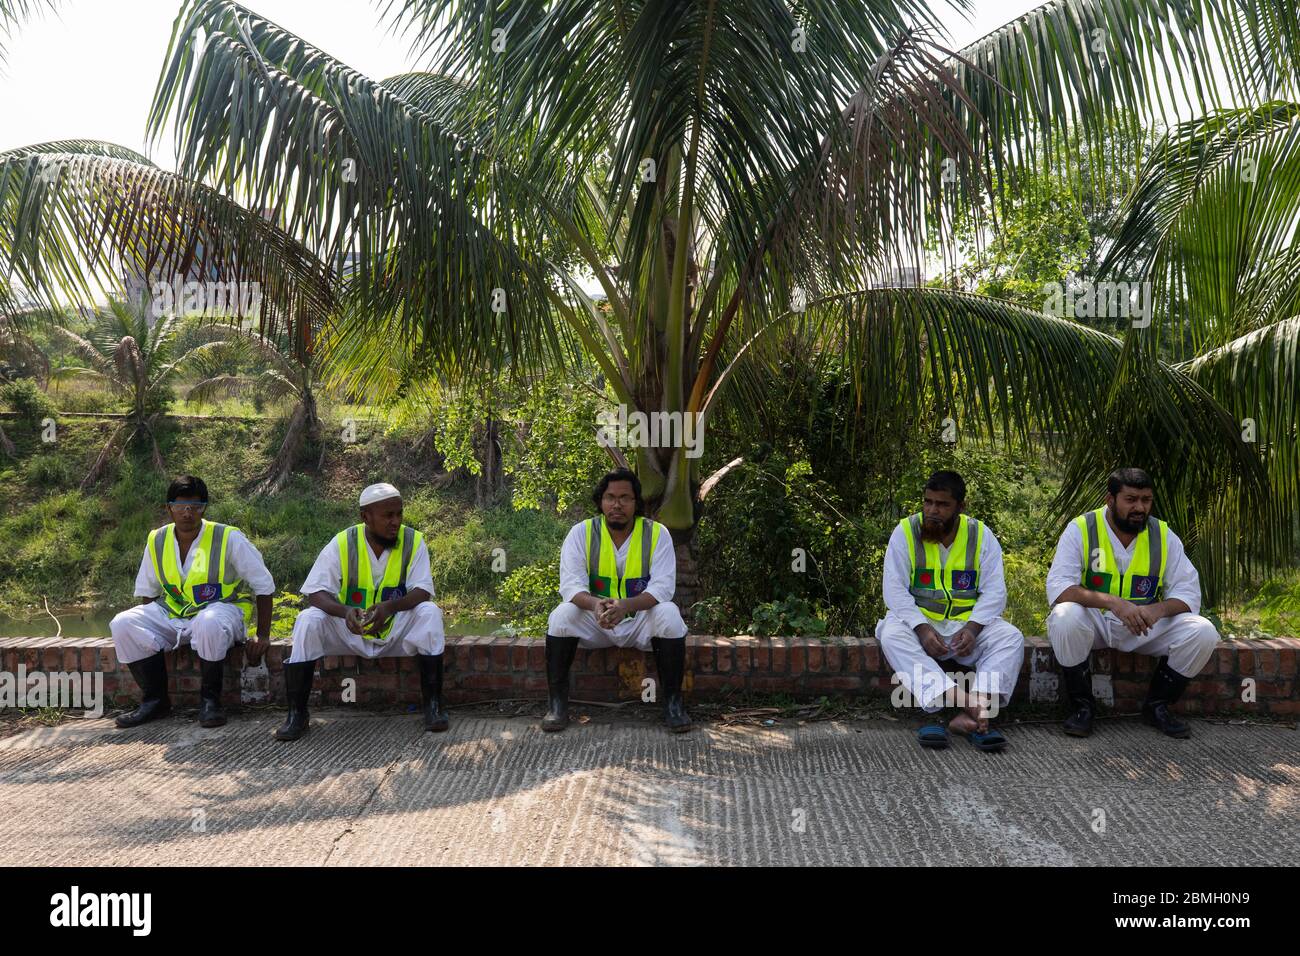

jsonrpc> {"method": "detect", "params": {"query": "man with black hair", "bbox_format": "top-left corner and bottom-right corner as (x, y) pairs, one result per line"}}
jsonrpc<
(876, 470), (1024, 751)
(275, 482), (446, 741)
(110, 475), (275, 729)
(1047, 467), (1219, 738)
(543, 468), (690, 733)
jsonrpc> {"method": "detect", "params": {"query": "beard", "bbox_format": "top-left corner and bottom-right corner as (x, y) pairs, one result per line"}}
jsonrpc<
(919, 514), (957, 542)
(604, 516), (630, 531)
(372, 530), (399, 548)
(1112, 508), (1148, 534)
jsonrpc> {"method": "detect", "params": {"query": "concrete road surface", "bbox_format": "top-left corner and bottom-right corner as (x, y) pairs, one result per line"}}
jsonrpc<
(0, 709), (1295, 865)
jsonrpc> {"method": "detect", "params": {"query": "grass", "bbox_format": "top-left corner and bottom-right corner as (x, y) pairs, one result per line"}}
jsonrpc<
(0, 414), (575, 627)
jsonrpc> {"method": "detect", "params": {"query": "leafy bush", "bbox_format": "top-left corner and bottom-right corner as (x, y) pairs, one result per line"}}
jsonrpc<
(497, 561), (560, 636)
(1, 379), (57, 425)
(748, 596), (828, 637)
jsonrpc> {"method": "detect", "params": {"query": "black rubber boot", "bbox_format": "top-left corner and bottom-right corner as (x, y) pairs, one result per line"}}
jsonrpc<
(274, 660), (316, 741)
(1060, 660), (1095, 737)
(1142, 656), (1192, 738)
(197, 657), (227, 728)
(418, 653), (450, 732)
(542, 635), (579, 732)
(115, 652), (172, 728)
(651, 636), (692, 733)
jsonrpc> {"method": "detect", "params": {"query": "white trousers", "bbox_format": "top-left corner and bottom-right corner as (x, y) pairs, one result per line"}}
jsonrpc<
(1047, 602), (1218, 678)
(876, 615), (1025, 714)
(110, 600), (247, 665)
(547, 601), (688, 649)
(287, 602), (446, 663)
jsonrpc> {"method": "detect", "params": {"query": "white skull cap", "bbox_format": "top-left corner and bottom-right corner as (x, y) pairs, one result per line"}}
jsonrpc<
(359, 482), (401, 507)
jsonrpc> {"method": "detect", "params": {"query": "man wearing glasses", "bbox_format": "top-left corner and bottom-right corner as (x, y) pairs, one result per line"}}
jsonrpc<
(542, 468), (691, 733)
(110, 475), (275, 729)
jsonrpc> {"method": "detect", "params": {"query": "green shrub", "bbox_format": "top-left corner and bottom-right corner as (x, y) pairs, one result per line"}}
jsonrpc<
(497, 561), (560, 636)
(1, 379), (57, 426)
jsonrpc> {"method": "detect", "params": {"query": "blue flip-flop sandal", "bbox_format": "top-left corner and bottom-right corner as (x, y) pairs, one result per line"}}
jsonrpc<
(966, 728), (1008, 752)
(917, 724), (950, 749)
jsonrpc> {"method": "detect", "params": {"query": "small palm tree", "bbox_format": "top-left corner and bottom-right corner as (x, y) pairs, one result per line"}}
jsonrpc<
(51, 296), (228, 488)
(0, 301), (52, 457)
(185, 326), (323, 495)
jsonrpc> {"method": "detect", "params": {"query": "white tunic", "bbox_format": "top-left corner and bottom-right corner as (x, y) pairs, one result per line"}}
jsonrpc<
(880, 519), (1008, 637)
(1044, 512), (1202, 613)
(299, 530), (435, 600)
(132, 520), (276, 598)
(557, 518), (676, 605)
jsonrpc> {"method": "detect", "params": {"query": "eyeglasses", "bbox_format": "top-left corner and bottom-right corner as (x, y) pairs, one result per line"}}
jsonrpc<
(601, 494), (636, 506)
(167, 501), (207, 512)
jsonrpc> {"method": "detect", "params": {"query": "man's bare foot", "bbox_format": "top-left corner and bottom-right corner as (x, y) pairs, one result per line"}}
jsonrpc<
(949, 710), (980, 736)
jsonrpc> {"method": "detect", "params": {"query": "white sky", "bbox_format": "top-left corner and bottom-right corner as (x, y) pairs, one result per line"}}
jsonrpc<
(1, 0), (1045, 166)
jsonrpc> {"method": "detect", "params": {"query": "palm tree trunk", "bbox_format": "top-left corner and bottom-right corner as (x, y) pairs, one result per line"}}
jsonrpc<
(81, 421), (133, 489)
(247, 397), (313, 497)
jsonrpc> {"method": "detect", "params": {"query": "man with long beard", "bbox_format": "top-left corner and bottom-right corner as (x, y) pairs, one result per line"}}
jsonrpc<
(542, 468), (690, 733)
(876, 471), (1024, 751)
(1046, 467), (1219, 738)
(275, 483), (448, 741)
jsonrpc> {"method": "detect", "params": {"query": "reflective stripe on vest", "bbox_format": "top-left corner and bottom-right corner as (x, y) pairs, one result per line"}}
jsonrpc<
(900, 513), (984, 622)
(148, 520), (250, 620)
(585, 516), (659, 621)
(1076, 507), (1168, 606)
(337, 524), (420, 639)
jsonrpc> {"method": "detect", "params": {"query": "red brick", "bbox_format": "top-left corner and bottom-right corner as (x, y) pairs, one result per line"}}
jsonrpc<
(806, 643), (824, 673)
(459, 674), (517, 692)
(527, 642), (546, 669)
(1254, 650), (1280, 678)
(753, 643), (770, 670)
(788, 643), (805, 676)
(490, 642), (510, 670)
(806, 676), (864, 693)
(510, 643), (529, 669)
(573, 675), (618, 696)
(1217, 647), (1236, 675)
(1238, 653), (1254, 676)
(1280, 649), (1297, 677)
(1263, 700), (1300, 715)
(823, 644), (842, 673)
(715, 642), (733, 673)
(863, 644), (881, 672)
(734, 644), (752, 672)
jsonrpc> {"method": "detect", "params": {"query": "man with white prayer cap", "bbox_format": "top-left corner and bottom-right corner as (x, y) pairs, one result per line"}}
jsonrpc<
(275, 482), (448, 740)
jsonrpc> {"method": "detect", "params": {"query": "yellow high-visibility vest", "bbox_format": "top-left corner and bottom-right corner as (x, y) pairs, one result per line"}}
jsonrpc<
(899, 513), (984, 622)
(336, 524), (422, 640)
(584, 516), (660, 621)
(1074, 507), (1168, 605)
(147, 520), (253, 622)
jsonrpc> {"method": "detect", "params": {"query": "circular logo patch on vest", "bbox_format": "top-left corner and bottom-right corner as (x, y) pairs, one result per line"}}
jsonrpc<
(350, 590), (364, 605)
(919, 572), (932, 585)
(1091, 575), (1103, 587)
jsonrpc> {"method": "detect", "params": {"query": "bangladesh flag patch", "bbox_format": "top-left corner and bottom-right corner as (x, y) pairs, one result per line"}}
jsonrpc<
(1085, 571), (1113, 591)
(346, 588), (368, 607)
(590, 575), (611, 596)
(912, 569), (937, 589)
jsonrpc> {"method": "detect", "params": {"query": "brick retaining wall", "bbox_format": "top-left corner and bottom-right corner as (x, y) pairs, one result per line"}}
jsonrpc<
(1, 635), (1296, 717)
